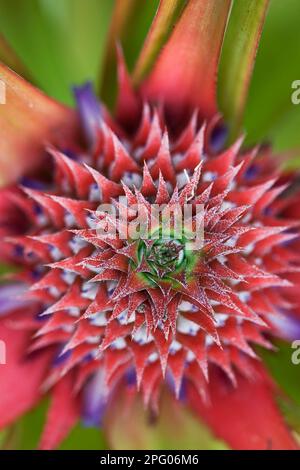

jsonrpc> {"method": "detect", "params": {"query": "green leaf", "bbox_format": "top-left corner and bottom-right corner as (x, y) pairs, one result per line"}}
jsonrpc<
(132, 0), (186, 86)
(59, 424), (106, 450)
(219, 0), (269, 140)
(243, 0), (300, 148)
(0, 429), (9, 449)
(0, 0), (70, 102)
(279, 400), (300, 435)
(0, 0), (114, 105)
(0, 33), (33, 82)
(40, 0), (114, 101)
(260, 341), (300, 437)
(259, 340), (300, 408)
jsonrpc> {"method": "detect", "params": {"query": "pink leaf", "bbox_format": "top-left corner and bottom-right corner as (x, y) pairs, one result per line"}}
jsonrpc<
(0, 319), (52, 429)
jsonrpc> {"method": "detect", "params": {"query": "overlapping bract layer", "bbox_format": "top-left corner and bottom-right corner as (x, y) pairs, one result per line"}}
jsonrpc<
(4, 102), (300, 412)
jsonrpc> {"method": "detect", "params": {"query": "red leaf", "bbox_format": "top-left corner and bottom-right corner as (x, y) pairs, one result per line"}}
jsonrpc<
(39, 372), (80, 450)
(0, 319), (52, 428)
(187, 365), (298, 450)
(141, 0), (231, 128)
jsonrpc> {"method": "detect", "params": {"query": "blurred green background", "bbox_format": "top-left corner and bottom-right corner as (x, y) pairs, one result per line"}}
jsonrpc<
(0, 0), (300, 449)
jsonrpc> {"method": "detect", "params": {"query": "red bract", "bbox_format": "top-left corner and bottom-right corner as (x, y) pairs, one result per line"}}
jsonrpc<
(0, 86), (298, 449)
(0, 0), (299, 450)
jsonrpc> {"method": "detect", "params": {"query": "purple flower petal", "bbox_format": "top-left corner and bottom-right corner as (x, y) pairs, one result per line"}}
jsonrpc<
(73, 82), (102, 146)
(166, 370), (186, 401)
(271, 312), (300, 341)
(0, 283), (30, 316)
(210, 123), (228, 153)
(82, 369), (108, 427)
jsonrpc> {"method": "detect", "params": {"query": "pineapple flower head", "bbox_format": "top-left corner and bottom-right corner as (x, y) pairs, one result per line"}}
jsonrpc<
(0, 0), (300, 450)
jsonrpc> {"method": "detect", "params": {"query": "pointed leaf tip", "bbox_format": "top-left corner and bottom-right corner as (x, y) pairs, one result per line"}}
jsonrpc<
(141, 0), (232, 128)
(100, 0), (143, 108)
(39, 373), (79, 450)
(115, 44), (141, 132)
